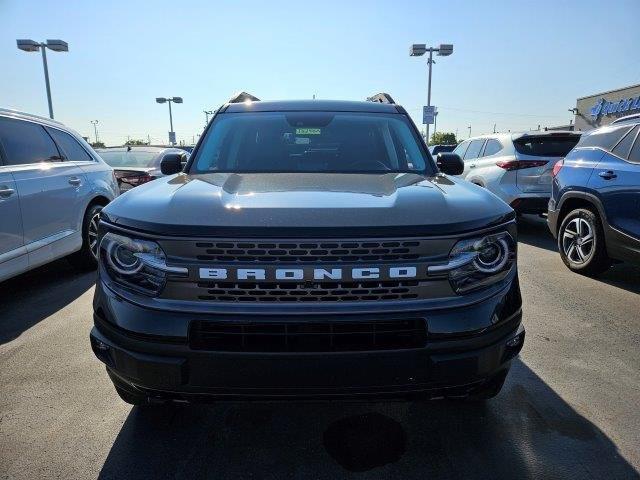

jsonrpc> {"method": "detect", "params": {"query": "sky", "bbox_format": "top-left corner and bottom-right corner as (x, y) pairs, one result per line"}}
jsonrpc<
(1, 0), (639, 146)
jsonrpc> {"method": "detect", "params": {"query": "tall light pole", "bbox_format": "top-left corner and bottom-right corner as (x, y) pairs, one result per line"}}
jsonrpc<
(410, 43), (453, 146)
(90, 120), (99, 143)
(17, 39), (68, 119)
(156, 97), (183, 145)
(204, 109), (214, 126)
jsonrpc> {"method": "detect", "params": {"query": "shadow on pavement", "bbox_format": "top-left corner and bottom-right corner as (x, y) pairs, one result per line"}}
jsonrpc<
(517, 214), (640, 294)
(517, 214), (558, 252)
(98, 360), (639, 479)
(0, 259), (95, 345)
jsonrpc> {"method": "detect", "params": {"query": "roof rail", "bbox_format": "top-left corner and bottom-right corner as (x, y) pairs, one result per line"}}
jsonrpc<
(0, 108), (65, 126)
(366, 93), (396, 104)
(611, 113), (640, 125)
(228, 91), (260, 103)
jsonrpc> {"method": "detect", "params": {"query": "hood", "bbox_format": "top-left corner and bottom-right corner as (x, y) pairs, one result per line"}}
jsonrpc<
(103, 172), (514, 236)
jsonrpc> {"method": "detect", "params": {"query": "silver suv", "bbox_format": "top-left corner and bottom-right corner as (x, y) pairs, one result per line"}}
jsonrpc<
(0, 109), (119, 282)
(452, 131), (580, 214)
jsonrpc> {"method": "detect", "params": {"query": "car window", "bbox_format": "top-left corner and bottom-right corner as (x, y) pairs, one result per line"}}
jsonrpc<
(0, 117), (61, 166)
(611, 125), (639, 159)
(452, 141), (469, 158)
(576, 125), (633, 151)
(48, 128), (93, 162)
(482, 139), (503, 157)
(463, 139), (485, 160)
(514, 135), (580, 157)
(98, 150), (159, 168)
(191, 111), (431, 174)
(628, 130), (640, 164)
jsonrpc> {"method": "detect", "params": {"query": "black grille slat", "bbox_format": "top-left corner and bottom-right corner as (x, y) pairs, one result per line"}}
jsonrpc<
(194, 280), (420, 303)
(191, 239), (425, 263)
(190, 319), (426, 352)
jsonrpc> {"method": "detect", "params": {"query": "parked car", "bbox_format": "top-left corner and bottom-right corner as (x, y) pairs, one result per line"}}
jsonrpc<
(90, 93), (524, 406)
(548, 114), (640, 275)
(96, 146), (188, 192)
(452, 131), (581, 214)
(0, 109), (118, 282)
(429, 144), (456, 155)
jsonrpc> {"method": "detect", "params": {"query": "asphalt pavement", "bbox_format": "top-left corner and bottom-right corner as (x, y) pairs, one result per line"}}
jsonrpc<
(1, 215), (639, 479)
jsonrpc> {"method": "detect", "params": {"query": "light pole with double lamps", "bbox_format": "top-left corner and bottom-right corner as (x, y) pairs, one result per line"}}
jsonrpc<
(156, 97), (183, 145)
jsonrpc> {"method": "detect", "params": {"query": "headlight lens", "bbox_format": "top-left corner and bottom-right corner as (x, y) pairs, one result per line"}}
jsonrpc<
(100, 232), (172, 296)
(436, 232), (516, 294)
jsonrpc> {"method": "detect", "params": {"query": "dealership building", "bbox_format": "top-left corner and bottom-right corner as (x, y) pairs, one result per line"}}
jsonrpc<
(574, 84), (640, 131)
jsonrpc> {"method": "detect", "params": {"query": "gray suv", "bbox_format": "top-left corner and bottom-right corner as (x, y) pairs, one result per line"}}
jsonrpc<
(0, 109), (119, 282)
(90, 94), (524, 405)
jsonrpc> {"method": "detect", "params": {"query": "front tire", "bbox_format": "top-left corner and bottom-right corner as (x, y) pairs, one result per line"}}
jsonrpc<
(67, 204), (103, 270)
(557, 208), (611, 276)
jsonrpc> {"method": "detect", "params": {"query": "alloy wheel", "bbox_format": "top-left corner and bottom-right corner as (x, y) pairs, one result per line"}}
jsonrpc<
(88, 210), (101, 259)
(561, 217), (594, 264)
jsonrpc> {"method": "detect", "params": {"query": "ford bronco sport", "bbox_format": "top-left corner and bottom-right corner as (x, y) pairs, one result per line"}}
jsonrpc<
(90, 93), (524, 405)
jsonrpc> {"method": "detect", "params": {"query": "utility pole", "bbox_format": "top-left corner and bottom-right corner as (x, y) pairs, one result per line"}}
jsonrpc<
(493, 123), (497, 134)
(468, 125), (471, 138)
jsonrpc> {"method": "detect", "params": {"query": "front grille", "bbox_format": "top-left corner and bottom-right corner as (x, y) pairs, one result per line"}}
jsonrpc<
(195, 280), (420, 302)
(191, 240), (422, 263)
(190, 319), (427, 352)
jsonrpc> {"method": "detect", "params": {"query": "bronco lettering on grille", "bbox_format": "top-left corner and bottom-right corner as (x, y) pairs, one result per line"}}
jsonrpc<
(198, 266), (420, 282)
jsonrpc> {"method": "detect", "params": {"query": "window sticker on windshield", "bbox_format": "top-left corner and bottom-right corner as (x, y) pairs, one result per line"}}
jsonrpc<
(296, 128), (321, 135)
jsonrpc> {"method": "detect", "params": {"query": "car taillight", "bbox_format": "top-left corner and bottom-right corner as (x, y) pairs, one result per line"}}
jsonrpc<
(552, 159), (564, 177)
(117, 173), (155, 187)
(496, 160), (549, 171)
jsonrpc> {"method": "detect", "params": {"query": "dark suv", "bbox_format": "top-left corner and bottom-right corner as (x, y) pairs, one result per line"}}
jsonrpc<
(548, 114), (640, 275)
(90, 94), (524, 405)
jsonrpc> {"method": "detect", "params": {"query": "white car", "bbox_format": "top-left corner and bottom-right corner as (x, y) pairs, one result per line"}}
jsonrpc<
(0, 109), (119, 282)
(452, 131), (581, 214)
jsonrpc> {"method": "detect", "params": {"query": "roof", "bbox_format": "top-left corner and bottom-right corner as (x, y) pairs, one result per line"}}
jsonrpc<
(0, 108), (66, 127)
(223, 99), (401, 114)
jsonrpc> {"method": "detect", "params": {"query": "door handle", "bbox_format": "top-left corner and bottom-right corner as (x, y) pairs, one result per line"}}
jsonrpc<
(598, 170), (617, 180)
(469, 164), (477, 168)
(0, 186), (16, 198)
(68, 176), (82, 186)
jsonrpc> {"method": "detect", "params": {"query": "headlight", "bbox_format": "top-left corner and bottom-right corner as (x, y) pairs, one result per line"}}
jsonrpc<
(429, 232), (516, 294)
(99, 232), (186, 296)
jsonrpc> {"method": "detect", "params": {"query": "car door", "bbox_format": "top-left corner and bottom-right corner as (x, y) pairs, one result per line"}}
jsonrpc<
(588, 125), (640, 242)
(0, 116), (86, 267)
(0, 163), (27, 280)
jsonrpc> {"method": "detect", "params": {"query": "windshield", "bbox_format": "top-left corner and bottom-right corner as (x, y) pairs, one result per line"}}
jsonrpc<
(513, 135), (580, 157)
(98, 150), (159, 168)
(189, 112), (432, 174)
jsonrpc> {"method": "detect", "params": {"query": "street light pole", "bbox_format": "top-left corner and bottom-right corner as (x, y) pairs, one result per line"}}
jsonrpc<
(90, 120), (99, 143)
(17, 39), (68, 119)
(40, 47), (53, 119)
(410, 43), (453, 146)
(156, 96), (183, 146)
(204, 110), (214, 126)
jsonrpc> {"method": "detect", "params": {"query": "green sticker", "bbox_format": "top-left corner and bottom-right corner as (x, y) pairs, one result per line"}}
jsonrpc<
(296, 128), (321, 135)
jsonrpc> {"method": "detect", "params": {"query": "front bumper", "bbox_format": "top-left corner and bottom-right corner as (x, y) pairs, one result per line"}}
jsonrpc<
(90, 275), (524, 401)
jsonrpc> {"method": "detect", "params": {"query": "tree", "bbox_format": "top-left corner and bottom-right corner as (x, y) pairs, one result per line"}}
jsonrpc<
(429, 132), (457, 145)
(90, 141), (105, 148)
(124, 139), (147, 146)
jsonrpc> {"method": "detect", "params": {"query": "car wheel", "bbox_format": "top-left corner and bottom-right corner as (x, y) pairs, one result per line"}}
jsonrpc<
(67, 204), (103, 270)
(558, 208), (611, 276)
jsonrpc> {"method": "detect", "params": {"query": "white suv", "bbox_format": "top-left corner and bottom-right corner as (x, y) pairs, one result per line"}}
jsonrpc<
(0, 109), (119, 282)
(452, 131), (580, 214)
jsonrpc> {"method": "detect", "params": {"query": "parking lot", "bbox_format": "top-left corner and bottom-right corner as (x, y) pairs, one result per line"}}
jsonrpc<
(0, 215), (638, 480)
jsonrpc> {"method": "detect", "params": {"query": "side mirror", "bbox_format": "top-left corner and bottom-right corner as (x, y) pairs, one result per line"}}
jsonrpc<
(160, 153), (184, 175)
(436, 153), (464, 175)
